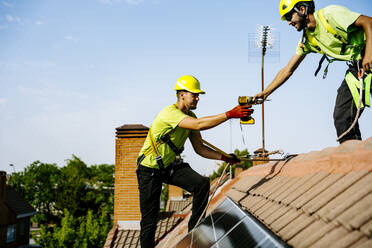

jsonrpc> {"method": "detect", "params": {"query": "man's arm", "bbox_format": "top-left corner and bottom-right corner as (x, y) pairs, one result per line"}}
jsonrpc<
(255, 53), (306, 100)
(354, 15), (372, 72)
(188, 131), (222, 160)
(178, 105), (253, 131)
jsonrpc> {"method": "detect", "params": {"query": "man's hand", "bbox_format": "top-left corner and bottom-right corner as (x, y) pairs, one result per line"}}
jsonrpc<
(254, 91), (268, 102)
(221, 153), (240, 165)
(355, 15), (372, 73)
(225, 105), (253, 119)
(362, 51), (372, 73)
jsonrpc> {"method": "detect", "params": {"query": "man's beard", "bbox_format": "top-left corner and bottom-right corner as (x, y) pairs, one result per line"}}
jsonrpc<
(296, 16), (307, 32)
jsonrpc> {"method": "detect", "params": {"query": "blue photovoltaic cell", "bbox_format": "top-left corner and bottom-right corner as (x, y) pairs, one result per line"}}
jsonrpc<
(176, 197), (289, 248)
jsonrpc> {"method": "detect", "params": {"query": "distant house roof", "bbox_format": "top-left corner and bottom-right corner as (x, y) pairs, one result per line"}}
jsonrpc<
(5, 186), (36, 219)
(104, 212), (185, 248)
(156, 138), (372, 247)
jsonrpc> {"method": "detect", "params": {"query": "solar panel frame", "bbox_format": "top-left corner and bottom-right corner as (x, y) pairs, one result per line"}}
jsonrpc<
(176, 197), (289, 248)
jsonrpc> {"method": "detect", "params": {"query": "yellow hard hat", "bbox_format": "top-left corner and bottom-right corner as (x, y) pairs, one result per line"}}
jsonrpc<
(174, 75), (205, 94)
(279, 0), (313, 20)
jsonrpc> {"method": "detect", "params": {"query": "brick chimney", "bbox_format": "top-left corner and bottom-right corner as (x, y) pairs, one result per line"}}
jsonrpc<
(168, 185), (184, 201)
(234, 164), (243, 177)
(0, 171), (6, 202)
(252, 148), (269, 166)
(114, 124), (149, 230)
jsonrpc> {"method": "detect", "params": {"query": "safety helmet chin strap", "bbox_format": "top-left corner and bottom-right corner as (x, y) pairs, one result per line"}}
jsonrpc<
(293, 5), (309, 44)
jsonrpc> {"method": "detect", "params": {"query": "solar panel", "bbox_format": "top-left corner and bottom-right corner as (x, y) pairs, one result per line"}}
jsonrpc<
(176, 197), (289, 248)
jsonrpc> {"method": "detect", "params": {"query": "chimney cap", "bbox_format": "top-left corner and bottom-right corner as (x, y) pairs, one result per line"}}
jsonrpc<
(254, 148), (269, 154)
(116, 124), (149, 131)
(116, 124), (149, 138)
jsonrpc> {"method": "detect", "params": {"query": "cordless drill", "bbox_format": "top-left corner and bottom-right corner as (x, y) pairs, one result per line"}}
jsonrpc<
(238, 96), (263, 125)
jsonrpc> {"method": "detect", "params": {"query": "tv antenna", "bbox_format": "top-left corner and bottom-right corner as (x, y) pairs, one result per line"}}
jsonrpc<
(248, 25), (280, 155)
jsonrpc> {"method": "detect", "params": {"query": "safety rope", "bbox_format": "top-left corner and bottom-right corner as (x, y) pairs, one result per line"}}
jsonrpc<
(337, 65), (365, 142)
(190, 161), (231, 248)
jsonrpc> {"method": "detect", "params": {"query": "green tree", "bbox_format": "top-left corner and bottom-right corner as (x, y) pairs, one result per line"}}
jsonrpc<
(9, 155), (114, 247)
(37, 207), (112, 248)
(55, 155), (90, 217)
(8, 161), (61, 224)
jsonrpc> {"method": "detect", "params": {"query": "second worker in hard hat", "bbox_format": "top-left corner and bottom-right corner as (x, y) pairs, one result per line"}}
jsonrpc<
(136, 75), (253, 248)
(255, 0), (372, 143)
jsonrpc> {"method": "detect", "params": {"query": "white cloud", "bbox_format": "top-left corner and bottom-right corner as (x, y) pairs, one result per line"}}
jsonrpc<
(64, 36), (80, 43)
(0, 98), (7, 104)
(99, 0), (144, 5)
(5, 14), (22, 23)
(2, 1), (11, 7)
(35, 20), (44, 25)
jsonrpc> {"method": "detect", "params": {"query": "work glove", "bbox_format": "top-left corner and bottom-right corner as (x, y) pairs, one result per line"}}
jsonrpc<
(221, 153), (240, 165)
(225, 105), (253, 119)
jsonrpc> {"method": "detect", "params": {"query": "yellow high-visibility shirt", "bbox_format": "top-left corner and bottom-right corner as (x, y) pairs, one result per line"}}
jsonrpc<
(138, 104), (197, 169)
(296, 5), (365, 62)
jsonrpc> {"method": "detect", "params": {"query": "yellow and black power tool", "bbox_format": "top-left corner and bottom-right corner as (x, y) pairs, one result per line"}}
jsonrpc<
(238, 96), (264, 125)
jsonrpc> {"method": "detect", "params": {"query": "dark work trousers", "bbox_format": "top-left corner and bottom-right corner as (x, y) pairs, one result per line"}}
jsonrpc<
(333, 65), (369, 143)
(136, 161), (210, 248)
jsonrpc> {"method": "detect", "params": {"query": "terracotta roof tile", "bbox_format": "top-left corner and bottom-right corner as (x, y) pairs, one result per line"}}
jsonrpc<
(303, 171), (368, 214)
(292, 173), (344, 209)
(311, 225), (349, 247)
(287, 219), (328, 247)
(350, 238), (372, 248)
(277, 212), (314, 241)
(265, 177), (299, 200)
(238, 194), (262, 211)
(232, 175), (262, 193)
(251, 176), (286, 196)
(318, 172), (372, 222)
(360, 218), (372, 238)
(111, 213), (182, 248)
(332, 231), (365, 248)
(335, 193), (372, 230)
(248, 196), (272, 213)
(275, 174), (314, 204)
(264, 205), (292, 226)
(270, 208), (302, 232)
(226, 188), (247, 203)
(281, 172), (329, 206)
(254, 199), (279, 218)
(112, 230), (140, 248)
(296, 222), (337, 248)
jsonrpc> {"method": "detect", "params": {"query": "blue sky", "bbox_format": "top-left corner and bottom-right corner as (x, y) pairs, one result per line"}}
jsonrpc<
(1, 0), (371, 176)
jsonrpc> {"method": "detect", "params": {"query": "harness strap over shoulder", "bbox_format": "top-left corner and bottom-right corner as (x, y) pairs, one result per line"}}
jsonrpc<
(318, 9), (348, 45)
(147, 127), (165, 170)
(307, 9), (349, 79)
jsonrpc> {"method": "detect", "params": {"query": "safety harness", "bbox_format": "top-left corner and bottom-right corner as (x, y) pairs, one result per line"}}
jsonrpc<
(305, 9), (371, 108)
(141, 127), (184, 170)
(306, 9), (348, 78)
(345, 72), (371, 108)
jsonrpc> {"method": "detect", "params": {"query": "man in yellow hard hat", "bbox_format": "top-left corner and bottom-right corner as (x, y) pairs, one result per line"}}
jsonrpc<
(136, 75), (253, 248)
(255, 0), (372, 143)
